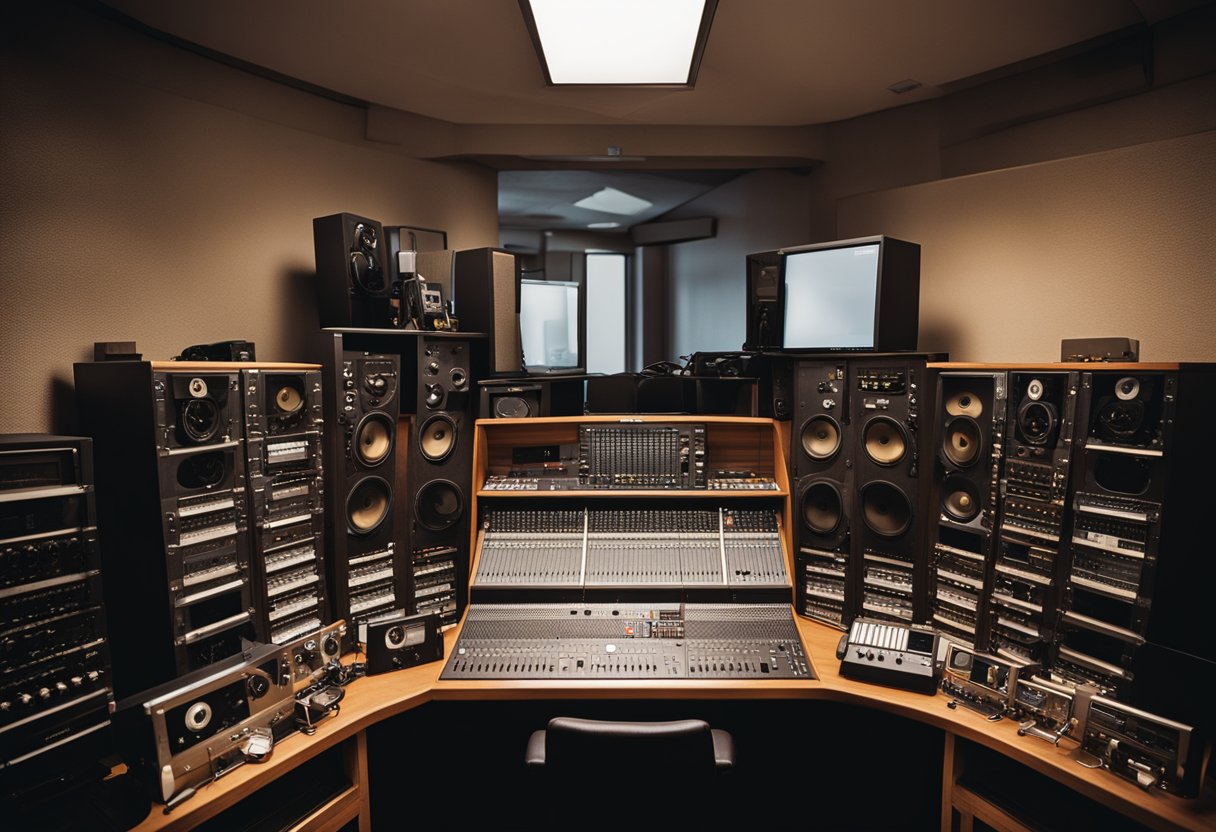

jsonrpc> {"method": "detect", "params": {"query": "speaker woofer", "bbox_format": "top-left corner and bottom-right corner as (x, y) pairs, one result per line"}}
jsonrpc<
(415, 480), (463, 531)
(353, 413), (394, 466)
(942, 475), (981, 522)
(860, 480), (912, 537)
(1096, 400), (1145, 440)
(493, 395), (534, 419)
(863, 417), (907, 466)
(801, 481), (843, 535)
(945, 390), (984, 418)
(942, 416), (982, 468)
(419, 414), (457, 463)
(179, 399), (220, 444)
(347, 476), (391, 535)
(177, 450), (227, 490)
(800, 415), (842, 461)
(1017, 400), (1057, 445)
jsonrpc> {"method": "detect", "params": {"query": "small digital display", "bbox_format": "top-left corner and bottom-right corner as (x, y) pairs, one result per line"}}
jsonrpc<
(970, 656), (1010, 693)
(782, 243), (880, 349)
(906, 631), (935, 654)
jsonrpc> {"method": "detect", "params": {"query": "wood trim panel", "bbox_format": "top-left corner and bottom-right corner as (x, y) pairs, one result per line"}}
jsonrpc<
(129, 617), (1216, 832)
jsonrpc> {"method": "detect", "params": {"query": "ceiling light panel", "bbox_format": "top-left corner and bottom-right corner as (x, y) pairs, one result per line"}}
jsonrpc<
(574, 187), (654, 216)
(522, 0), (714, 85)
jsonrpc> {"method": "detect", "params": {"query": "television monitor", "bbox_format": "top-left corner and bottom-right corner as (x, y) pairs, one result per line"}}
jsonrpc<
(519, 278), (586, 374)
(778, 235), (920, 352)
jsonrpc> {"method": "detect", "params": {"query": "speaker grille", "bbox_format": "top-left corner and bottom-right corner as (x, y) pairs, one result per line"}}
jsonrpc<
(419, 415), (457, 463)
(801, 481), (843, 535)
(416, 480), (463, 531)
(943, 416), (982, 467)
(354, 413), (394, 467)
(348, 476), (392, 535)
(801, 415), (842, 461)
(942, 475), (981, 522)
(860, 480), (912, 537)
(863, 417), (907, 466)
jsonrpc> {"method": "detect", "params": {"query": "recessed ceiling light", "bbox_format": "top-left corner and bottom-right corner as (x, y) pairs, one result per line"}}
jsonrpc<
(588, 222), (621, 229)
(519, 0), (717, 86)
(574, 187), (653, 216)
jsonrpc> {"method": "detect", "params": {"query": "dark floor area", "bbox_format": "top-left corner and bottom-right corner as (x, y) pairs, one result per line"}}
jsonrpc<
(366, 699), (945, 831)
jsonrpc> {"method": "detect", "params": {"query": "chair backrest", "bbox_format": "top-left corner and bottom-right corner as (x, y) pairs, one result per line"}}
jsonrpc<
(543, 717), (717, 776)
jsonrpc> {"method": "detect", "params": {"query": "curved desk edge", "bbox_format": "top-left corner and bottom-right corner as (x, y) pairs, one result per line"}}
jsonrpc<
(130, 617), (1215, 832)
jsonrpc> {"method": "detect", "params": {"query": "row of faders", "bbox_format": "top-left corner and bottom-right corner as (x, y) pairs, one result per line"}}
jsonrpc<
(0, 436), (114, 800)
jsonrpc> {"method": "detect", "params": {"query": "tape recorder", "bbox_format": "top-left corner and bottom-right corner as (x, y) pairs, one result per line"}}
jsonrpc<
(114, 642), (297, 804)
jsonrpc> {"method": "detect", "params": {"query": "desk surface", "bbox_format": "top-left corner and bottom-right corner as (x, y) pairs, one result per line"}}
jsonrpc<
(131, 616), (1216, 832)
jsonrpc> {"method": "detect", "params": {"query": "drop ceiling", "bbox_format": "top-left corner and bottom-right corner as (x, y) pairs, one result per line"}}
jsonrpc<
(100, 1), (1200, 232)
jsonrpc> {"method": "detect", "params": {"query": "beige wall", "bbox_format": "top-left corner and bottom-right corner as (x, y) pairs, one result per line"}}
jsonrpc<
(0, 5), (499, 434)
(838, 130), (1216, 362)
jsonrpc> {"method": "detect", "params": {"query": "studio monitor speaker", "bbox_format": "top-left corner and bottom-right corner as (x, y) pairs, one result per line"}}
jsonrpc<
(313, 213), (395, 329)
(453, 248), (522, 376)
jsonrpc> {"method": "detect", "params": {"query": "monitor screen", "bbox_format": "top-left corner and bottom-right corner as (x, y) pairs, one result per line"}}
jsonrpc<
(781, 242), (881, 350)
(519, 279), (581, 372)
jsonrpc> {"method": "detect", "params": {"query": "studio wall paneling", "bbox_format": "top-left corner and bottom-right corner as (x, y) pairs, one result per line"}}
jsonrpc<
(837, 130), (1216, 362)
(0, 2), (498, 434)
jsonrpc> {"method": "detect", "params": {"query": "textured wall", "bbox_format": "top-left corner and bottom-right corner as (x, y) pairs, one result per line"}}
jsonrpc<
(0, 5), (498, 433)
(838, 130), (1216, 362)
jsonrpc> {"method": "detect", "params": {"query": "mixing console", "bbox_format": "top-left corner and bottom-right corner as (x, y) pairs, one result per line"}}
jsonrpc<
(441, 603), (811, 680)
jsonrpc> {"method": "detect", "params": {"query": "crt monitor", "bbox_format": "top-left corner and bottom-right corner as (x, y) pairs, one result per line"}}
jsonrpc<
(519, 278), (585, 374)
(778, 235), (920, 352)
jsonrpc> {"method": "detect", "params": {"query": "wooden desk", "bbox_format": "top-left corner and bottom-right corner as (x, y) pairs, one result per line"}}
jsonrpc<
(129, 617), (1216, 832)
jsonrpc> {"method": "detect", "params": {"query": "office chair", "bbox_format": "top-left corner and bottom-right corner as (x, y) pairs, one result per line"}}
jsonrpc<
(525, 716), (735, 775)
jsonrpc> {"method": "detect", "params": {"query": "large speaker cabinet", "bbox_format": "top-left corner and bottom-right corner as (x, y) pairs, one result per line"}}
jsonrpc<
(791, 359), (854, 628)
(240, 368), (329, 645)
(317, 335), (405, 633)
(318, 330), (485, 633)
(452, 248), (521, 377)
(404, 336), (478, 626)
(927, 371), (1007, 649)
(74, 362), (259, 698)
(988, 369), (1081, 664)
(1051, 365), (1216, 722)
(0, 435), (113, 796)
(849, 355), (939, 625)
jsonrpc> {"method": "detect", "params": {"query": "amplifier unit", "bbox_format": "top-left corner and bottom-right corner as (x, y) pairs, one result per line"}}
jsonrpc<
(1079, 696), (1205, 796)
(0, 435), (113, 796)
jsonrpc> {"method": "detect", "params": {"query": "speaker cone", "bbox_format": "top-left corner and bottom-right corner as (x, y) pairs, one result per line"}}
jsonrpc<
(419, 415), (457, 463)
(1017, 400), (1056, 445)
(354, 413), (393, 466)
(943, 417), (982, 467)
(800, 416), (842, 461)
(415, 480), (463, 531)
(860, 481), (912, 537)
(184, 701), (212, 733)
(273, 383), (304, 414)
(180, 399), (220, 444)
(863, 417), (907, 466)
(347, 476), (391, 535)
(942, 475), (981, 522)
(493, 395), (533, 419)
(945, 390), (983, 418)
(801, 481), (843, 535)
(177, 450), (227, 490)
(1096, 400), (1145, 440)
